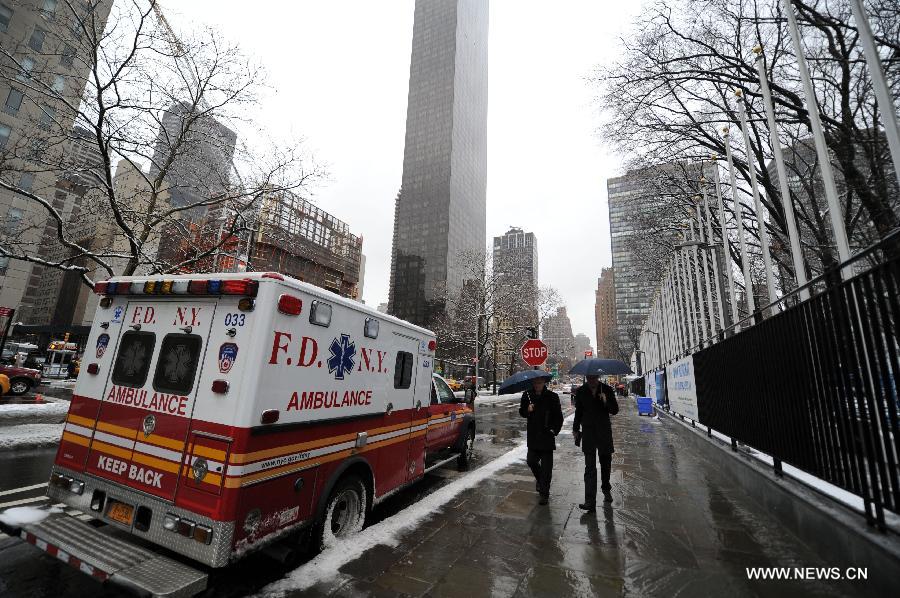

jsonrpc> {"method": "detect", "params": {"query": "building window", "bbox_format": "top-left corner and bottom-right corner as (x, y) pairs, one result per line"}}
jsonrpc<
(0, 4), (11, 33)
(17, 57), (35, 81)
(60, 45), (75, 68)
(29, 27), (46, 52)
(5, 207), (23, 234)
(0, 124), (9, 148)
(38, 105), (54, 129)
(41, 0), (57, 18)
(19, 173), (34, 191)
(51, 75), (65, 93)
(4, 88), (23, 115)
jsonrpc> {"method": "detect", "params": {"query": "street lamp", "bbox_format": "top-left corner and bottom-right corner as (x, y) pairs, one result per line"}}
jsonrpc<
(645, 329), (662, 369)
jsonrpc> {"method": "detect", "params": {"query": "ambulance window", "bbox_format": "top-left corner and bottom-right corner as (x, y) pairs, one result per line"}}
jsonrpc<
(112, 331), (156, 388)
(364, 317), (379, 339)
(394, 351), (413, 389)
(152, 334), (202, 395)
(434, 377), (455, 404)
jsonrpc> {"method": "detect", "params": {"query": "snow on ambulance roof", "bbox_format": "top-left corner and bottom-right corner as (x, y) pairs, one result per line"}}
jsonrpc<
(103, 272), (436, 338)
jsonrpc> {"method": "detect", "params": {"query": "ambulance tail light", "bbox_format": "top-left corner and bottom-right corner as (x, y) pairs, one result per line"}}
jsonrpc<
(260, 409), (280, 425)
(278, 294), (302, 315)
(428, 339), (437, 352)
(211, 380), (229, 394)
(86, 363), (99, 375)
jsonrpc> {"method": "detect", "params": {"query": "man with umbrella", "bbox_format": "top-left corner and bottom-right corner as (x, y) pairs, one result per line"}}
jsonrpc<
(569, 358), (627, 511)
(511, 371), (563, 505)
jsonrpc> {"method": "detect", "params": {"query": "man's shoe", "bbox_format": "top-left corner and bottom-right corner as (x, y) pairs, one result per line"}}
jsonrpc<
(603, 492), (613, 503)
(539, 495), (549, 505)
(578, 503), (596, 512)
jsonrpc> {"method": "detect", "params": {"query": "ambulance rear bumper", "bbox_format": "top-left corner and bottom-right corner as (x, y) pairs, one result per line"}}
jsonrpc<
(0, 508), (208, 598)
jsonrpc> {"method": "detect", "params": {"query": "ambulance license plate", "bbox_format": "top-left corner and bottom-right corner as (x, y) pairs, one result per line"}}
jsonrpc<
(106, 500), (134, 525)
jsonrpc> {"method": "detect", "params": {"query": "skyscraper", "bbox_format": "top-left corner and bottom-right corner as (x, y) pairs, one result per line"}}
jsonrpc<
(543, 306), (575, 362)
(594, 268), (617, 358)
(493, 227), (538, 287)
(388, 0), (489, 326)
(606, 161), (708, 358)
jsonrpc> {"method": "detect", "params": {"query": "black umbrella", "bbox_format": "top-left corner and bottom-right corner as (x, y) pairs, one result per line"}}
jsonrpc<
(498, 369), (552, 395)
(568, 358), (632, 376)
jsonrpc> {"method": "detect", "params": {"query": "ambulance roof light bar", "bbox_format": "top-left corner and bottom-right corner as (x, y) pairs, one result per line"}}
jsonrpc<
(94, 278), (258, 298)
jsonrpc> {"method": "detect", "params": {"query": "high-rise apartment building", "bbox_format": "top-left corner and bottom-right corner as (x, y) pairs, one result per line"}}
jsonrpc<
(0, 0), (112, 319)
(493, 227), (538, 286)
(594, 268), (616, 358)
(388, 0), (489, 326)
(607, 162), (707, 357)
(543, 306), (575, 362)
(573, 333), (592, 358)
(150, 101), (237, 212)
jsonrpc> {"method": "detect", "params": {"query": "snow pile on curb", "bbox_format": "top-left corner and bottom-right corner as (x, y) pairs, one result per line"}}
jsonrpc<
(0, 423), (64, 449)
(0, 505), (62, 527)
(0, 401), (69, 425)
(261, 445), (529, 595)
(261, 413), (575, 596)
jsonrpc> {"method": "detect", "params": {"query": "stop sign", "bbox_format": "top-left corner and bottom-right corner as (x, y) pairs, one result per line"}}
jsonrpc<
(521, 339), (548, 367)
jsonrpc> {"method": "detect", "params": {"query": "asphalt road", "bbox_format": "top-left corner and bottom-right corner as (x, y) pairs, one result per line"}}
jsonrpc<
(0, 394), (554, 597)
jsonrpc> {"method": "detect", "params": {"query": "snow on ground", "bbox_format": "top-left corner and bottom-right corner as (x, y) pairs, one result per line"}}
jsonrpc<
(0, 505), (62, 527)
(262, 417), (574, 595)
(0, 400), (69, 425)
(0, 423), (64, 449)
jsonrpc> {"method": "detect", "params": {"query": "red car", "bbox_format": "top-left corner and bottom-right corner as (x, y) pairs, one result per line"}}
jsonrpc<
(0, 364), (42, 396)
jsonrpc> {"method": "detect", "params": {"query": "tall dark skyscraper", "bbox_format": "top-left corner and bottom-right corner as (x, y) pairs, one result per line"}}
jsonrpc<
(388, 0), (489, 326)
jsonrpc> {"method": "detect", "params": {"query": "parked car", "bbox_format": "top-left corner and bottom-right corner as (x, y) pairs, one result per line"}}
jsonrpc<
(444, 378), (462, 391)
(0, 364), (42, 395)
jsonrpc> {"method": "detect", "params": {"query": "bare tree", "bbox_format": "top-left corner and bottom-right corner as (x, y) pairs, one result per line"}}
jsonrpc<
(593, 0), (900, 300)
(0, 0), (321, 294)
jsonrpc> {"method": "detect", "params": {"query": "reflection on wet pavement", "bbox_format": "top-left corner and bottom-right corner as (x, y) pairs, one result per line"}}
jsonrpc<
(287, 400), (871, 597)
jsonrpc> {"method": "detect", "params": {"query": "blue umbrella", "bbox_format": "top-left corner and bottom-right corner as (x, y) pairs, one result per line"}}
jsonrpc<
(568, 358), (632, 376)
(499, 369), (552, 395)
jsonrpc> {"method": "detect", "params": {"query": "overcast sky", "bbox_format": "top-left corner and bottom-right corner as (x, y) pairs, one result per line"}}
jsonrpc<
(167, 1), (644, 349)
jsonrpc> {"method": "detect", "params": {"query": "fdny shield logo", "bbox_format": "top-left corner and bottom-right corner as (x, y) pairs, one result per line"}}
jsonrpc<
(96, 333), (110, 358)
(218, 343), (238, 374)
(327, 334), (356, 380)
(142, 414), (156, 437)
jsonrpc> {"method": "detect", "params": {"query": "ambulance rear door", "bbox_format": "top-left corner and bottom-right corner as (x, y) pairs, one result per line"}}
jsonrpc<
(84, 298), (218, 505)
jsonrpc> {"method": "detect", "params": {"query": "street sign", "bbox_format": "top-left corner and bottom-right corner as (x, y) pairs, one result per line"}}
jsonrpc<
(584, 350), (593, 358)
(0, 306), (13, 317)
(521, 339), (548, 367)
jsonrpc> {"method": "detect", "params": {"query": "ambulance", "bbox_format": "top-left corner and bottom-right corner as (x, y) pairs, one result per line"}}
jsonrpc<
(0, 272), (476, 597)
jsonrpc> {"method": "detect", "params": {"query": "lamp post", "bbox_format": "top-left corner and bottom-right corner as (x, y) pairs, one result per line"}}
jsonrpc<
(646, 329), (662, 369)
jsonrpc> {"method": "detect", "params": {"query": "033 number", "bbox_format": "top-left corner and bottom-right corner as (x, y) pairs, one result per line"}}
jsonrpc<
(224, 313), (246, 327)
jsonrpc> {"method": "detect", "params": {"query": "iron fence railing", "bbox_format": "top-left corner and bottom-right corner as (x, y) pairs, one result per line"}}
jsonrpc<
(667, 230), (900, 531)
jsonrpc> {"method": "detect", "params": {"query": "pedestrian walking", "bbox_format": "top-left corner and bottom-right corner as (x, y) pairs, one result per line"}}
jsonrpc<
(573, 375), (619, 512)
(518, 374), (563, 505)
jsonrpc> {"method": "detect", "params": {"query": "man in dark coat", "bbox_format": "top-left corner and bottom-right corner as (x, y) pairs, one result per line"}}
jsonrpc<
(519, 375), (563, 505)
(573, 375), (619, 511)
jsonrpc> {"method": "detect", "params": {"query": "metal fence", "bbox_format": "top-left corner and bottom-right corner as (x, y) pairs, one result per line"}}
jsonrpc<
(687, 233), (899, 530)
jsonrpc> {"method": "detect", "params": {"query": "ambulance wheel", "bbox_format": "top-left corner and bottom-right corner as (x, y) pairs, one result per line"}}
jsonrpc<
(457, 425), (476, 469)
(319, 475), (367, 549)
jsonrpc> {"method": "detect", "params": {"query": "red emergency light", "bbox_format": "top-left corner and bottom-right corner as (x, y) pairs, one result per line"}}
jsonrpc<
(94, 278), (258, 298)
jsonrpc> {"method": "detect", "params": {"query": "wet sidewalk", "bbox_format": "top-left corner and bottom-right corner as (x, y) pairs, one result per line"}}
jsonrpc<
(275, 400), (871, 597)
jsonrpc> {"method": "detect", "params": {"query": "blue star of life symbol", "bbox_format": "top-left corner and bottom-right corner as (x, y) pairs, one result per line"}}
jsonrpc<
(328, 334), (356, 380)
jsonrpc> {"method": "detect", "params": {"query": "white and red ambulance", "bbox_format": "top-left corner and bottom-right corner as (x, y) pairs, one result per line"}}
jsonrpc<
(1, 272), (475, 596)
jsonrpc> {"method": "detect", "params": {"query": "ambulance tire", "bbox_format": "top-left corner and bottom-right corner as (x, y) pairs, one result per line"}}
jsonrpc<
(318, 474), (368, 549)
(457, 424), (476, 469)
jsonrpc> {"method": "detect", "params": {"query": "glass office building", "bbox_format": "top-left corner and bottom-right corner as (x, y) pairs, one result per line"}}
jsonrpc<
(388, 0), (489, 326)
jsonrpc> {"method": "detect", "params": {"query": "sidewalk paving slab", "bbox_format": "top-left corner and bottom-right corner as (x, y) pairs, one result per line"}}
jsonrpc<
(277, 400), (872, 598)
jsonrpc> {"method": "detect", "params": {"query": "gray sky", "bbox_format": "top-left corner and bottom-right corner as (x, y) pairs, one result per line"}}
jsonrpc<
(167, 1), (643, 350)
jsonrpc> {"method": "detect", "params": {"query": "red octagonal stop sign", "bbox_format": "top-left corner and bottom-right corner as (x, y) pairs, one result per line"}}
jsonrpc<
(521, 339), (548, 367)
